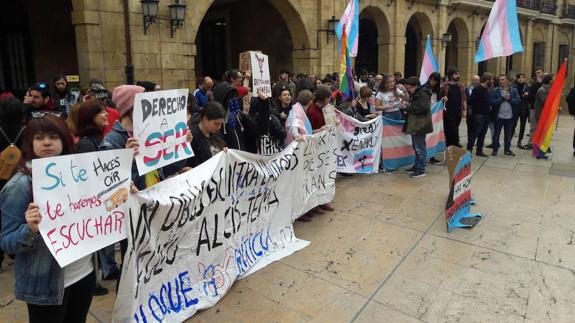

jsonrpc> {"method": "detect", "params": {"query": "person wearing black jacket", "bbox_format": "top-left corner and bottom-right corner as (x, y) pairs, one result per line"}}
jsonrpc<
(212, 69), (256, 151)
(513, 74), (530, 148)
(523, 67), (544, 149)
(402, 77), (432, 178)
(249, 91), (287, 154)
(187, 102), (226, 167)
(467, 73), (494, 156)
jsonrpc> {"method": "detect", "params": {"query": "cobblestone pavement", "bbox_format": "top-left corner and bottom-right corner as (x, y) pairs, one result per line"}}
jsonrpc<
(1, 116), (575, 323)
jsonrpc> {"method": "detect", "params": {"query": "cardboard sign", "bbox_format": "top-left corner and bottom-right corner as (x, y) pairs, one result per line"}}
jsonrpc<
(133, 89), (194, 175)
(250, 52), (272, 96)
(445, 146), (482, 232)
(32, 149), (133, 267)
(335, 110), (382, 173)
(113, 134), (337, 322)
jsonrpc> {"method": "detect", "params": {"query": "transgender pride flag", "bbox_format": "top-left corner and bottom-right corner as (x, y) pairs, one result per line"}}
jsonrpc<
(381, 101), (446, 170)
(336, 0), (359, 57)
(474, 0), (523, 63)
(419, 35), (438, 85)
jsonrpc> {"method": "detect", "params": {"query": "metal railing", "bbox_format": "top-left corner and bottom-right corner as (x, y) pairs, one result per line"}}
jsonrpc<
(539, 0), (557, 14)
(561, 4), (575, 18)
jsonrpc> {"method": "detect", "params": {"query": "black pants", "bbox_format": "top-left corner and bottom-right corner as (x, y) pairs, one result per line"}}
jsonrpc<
(467, 114), (490, 152)
(514, 105), (529, 145)
(444, 113), (462, 146)
(27, 271), (95, 323)
(493, 118), (514, 152)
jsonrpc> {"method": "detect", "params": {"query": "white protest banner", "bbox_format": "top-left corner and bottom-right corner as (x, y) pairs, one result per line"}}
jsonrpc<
(334, 110), (382, 173)
(292, 127), (338, 219)
(32, 149), (133, 267)
(113, 134), (336, 322)
(133, 89), (193, 175)
(250, 52), (271, 96)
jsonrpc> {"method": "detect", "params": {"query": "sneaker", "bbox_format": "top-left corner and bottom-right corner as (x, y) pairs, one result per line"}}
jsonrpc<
(536, 155), (548, 160)
(429, 157), (443, 165)
(409, 171), (427, 178)
(476, 151), (488, 157)
(504, 150), (516, 156)
(486, 144), (493, 149)
(404, 166), (416, 173)
(492, 150), (498, 156)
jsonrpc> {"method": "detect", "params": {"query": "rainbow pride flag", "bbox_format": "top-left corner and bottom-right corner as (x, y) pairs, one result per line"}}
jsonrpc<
(339, 26), (354, 100)
(474, 0), (523, 63)
(381, 101), (446, 170)
(419, 35), (438, 85)
(335, 0), (359, 57)
(532, 60), (568, 156)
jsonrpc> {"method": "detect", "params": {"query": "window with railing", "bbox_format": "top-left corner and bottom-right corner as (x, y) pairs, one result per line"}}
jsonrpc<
(533, 42), (546, 73)
(561, 4), (575, 18)
(540, 0), (557, 14)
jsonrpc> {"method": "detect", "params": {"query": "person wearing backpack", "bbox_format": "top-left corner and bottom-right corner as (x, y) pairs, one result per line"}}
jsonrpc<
(0, 97), (25, 272)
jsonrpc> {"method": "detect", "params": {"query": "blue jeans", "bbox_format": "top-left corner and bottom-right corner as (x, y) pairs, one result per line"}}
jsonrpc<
(383, 110), (403, 121)
(98, 245), (117, 277)
(411, 134), (427, 173)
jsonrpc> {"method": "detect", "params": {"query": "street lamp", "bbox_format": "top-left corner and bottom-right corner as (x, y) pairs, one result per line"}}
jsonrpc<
(442, 32), (453, 47)
(141, 0), (160, 35)
(169, 0), (187, 38)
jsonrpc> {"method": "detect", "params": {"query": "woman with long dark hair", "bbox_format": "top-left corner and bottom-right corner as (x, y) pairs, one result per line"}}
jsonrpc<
(0, 115), (95, 322)
(187, 101), (227, 167)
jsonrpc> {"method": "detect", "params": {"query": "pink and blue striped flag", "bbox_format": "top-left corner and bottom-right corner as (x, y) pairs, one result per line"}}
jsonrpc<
(474, 0), (523, 63)
(336, 0), (359, 57)
(419, 35), (438, 85)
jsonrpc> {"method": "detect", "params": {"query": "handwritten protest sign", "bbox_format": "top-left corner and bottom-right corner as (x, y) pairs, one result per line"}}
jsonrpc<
(113, 130), (336, 322)
(133, 89), (193, 175)
(335, 111), (382, 173)
(32, 149), (133, 267)
(445, 146), (482, 232)
(250, 52), (271, 96)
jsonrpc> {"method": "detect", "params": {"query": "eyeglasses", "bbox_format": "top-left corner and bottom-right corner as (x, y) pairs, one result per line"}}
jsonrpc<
(31, 111), (63, 118)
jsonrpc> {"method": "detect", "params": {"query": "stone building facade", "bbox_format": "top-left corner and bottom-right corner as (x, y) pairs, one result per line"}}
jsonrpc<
(1, 0), (574, 95)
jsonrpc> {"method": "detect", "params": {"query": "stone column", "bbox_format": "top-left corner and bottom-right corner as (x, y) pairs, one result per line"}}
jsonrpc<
(71, 8), (107, 85)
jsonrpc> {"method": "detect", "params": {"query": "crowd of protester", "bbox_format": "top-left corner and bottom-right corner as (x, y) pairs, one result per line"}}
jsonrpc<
(0, 63), (574, 322)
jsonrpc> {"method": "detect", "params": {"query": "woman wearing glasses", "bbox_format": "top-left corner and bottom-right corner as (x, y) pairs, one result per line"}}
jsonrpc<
(0, 114), (95, 322)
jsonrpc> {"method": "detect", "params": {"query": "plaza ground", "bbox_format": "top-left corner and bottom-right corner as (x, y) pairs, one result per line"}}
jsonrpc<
(1, 116), (575, 322)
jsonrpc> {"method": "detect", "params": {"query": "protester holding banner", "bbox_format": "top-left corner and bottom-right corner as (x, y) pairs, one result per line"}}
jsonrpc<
(375, 74), (405, 121)
(248, 91), (286, 155)
(213, 69), (256, 151)
(402, 77), (432, 178)
(187, 102), (227, 167)
(423, 72), (445, 165)
(286, 90), (314, 143)
(99, 85), (148, 189)
(273, 88), (294, 127)
(75, 100), (114, 295)
(307, 85), (332, 130)
(352, 86), (378, 121)
(0, 114), (95, 323)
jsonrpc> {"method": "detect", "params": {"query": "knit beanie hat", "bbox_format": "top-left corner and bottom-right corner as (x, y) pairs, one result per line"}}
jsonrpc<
(112, 85), (145, 117)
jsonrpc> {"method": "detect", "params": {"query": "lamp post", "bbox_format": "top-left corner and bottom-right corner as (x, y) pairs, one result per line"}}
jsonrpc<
(141, 0), (159, 35)
(169, 0), (187, 38)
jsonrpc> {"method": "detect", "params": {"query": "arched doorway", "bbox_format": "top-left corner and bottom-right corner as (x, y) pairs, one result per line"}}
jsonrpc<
(355, 18), (378, 74)
(404, 13), (433, 78)
(0, 0), (78, 97)
(195, 0), (297, 81)
(445, 18), (470, 78)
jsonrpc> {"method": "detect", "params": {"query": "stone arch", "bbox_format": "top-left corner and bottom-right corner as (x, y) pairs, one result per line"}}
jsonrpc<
(404, 12), (435, 77)
(357, 5), (391, 73)
(189, 0), (311, 80)
(445, 17), (471, 78)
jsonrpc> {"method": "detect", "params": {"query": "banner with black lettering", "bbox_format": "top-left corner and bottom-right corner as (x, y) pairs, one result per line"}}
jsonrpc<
(334, 110), (382, 173)
(113, 129), (337, 322)
(133, 89), (194, 175)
